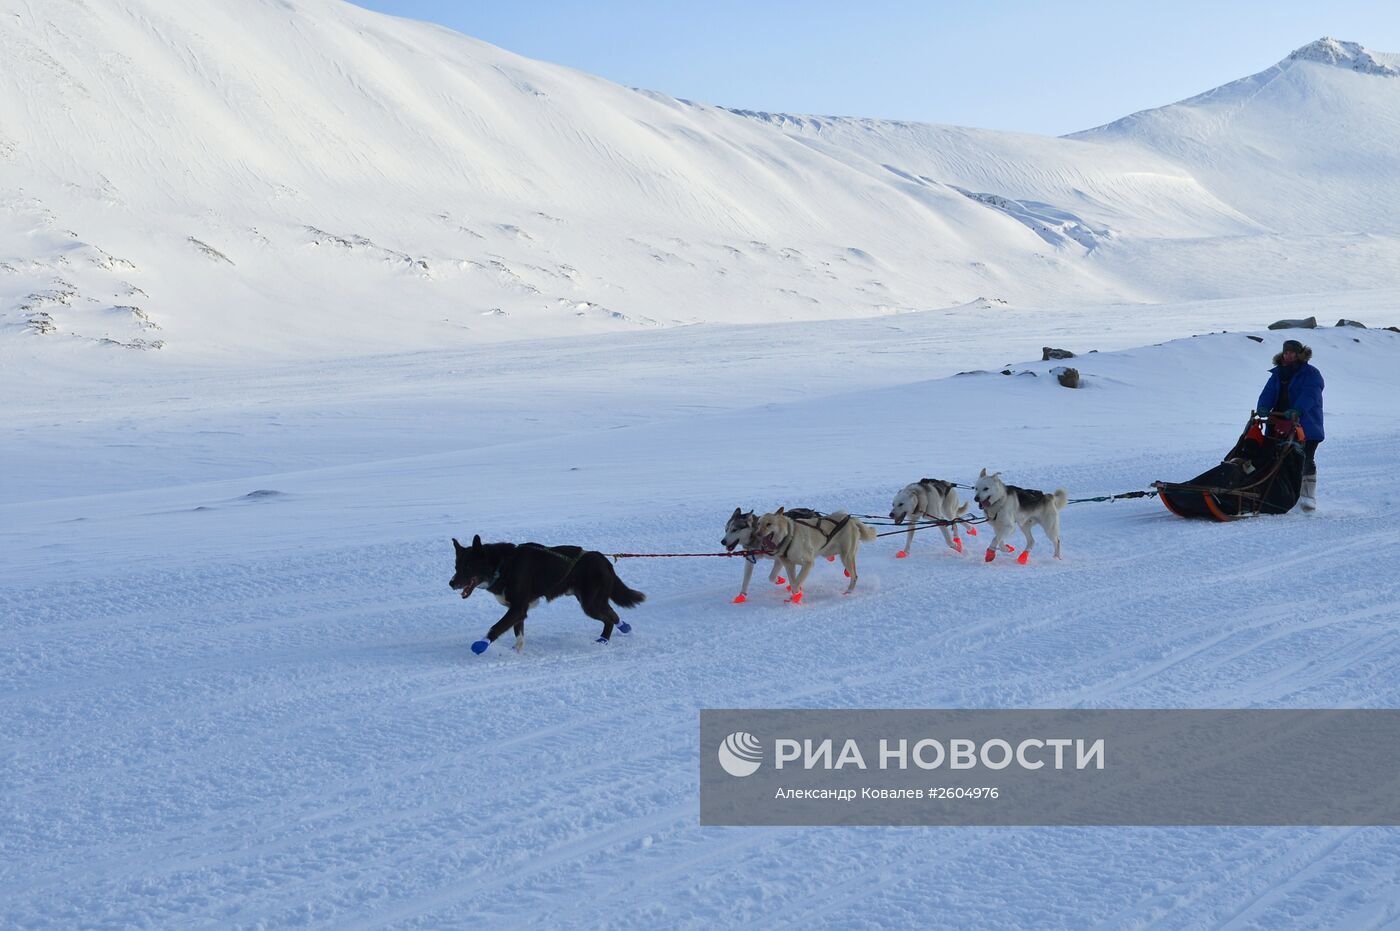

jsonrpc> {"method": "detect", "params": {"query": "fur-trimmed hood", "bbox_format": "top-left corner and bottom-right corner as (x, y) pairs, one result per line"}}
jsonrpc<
(1272, 345), (1313, 366)
(1257, 348), (1324, 440)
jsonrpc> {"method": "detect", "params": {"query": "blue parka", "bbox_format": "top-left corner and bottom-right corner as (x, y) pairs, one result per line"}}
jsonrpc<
(1257, 360), (1324, 441)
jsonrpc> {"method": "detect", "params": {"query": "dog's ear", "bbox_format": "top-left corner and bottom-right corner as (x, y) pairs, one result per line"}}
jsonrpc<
(731, 507), (742, 518)
(453, 537), (463, 551)
(979, 467), (987, 477)
(775, 506), (785, 515)
(471, 534), (482, 549)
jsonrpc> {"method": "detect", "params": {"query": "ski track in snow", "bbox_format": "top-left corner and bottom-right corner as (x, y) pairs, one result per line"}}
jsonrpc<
(4, 325), (1400, 928)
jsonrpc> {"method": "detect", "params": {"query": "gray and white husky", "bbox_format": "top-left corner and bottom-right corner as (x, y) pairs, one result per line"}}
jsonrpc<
(721, 507), (795, 603)
(972, 469), (1068, 564)
(889, 478), (971, 557)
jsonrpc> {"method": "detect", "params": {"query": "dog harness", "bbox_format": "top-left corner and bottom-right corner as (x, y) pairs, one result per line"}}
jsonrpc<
(1011, 486), (1047, 508)
(515, 543), (589, 589)
(768, 511), (852, 557)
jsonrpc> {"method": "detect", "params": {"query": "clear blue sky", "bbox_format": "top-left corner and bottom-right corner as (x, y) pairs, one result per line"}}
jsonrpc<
(348, 1), (1400, 135)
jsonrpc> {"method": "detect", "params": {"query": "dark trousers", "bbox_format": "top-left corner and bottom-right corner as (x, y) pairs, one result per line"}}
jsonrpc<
(1304, 439), (1321, 477)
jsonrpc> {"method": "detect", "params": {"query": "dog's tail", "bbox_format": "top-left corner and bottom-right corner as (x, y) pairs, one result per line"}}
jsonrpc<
(854, 518), (878, 542)
(1052, 488), (1069, 510)
(948, 487), (969, 517)
(610, 577), (647, 608)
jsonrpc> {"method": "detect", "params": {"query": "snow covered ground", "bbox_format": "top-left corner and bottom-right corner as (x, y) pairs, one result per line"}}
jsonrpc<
(5, 300), (1400, 927)
(7, 0), (1400, 925)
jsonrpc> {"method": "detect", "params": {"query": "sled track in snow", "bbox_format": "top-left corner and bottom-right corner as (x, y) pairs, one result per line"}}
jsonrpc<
(5, 434), (1400, 926)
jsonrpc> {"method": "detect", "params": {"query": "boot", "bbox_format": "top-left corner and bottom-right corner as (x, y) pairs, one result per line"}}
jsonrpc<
(1300, 474), (1317, 512)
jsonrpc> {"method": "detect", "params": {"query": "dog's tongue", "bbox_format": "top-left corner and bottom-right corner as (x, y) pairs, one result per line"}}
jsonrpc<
(459, 580), (479, 599)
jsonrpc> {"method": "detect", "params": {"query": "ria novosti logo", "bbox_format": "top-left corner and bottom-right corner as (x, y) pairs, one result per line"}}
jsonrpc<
(717, 731), (763, 777)
(716, 731), (1107, 778)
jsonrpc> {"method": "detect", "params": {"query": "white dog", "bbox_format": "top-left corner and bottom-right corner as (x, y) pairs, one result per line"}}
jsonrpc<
(972, 469), (1067, 564)
(889, 478), (972, 557)
(753, 508), (877, 602)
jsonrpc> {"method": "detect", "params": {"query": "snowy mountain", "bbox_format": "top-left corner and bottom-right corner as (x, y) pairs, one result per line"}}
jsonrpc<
(2, 0), (1399, 358)
(1073, 37), (1400, 235)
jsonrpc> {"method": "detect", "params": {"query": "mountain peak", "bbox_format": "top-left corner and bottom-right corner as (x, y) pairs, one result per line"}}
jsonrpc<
(1286, 37), (1399, 76)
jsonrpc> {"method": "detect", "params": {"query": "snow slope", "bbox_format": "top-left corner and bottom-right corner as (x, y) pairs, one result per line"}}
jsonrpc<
(4, 308), (1400, 927)
(1074, 38), (1400, 235)
(736, 36), (1400, 304)
(4, 0), (1400, 358)
(0, 0), (1102, 357)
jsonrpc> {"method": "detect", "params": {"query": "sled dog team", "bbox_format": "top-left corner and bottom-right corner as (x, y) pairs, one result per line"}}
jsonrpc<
(453, 470), (1067, 653)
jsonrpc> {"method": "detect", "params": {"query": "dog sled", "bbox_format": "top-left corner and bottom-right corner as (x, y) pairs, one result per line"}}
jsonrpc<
(1152, 411), (1306, 521)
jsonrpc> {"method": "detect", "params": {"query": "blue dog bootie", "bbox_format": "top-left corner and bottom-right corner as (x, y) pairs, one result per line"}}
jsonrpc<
(595, 636), (610, 644)
(471, 639), (490, 655)
(616, 621), (632, 634)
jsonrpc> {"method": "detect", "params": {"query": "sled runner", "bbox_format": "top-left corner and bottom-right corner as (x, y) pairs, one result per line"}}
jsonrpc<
(1152, 412), (1306, 521)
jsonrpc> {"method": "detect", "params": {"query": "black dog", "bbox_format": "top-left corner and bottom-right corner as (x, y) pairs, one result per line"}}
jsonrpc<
(450, 535), (646, 654)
